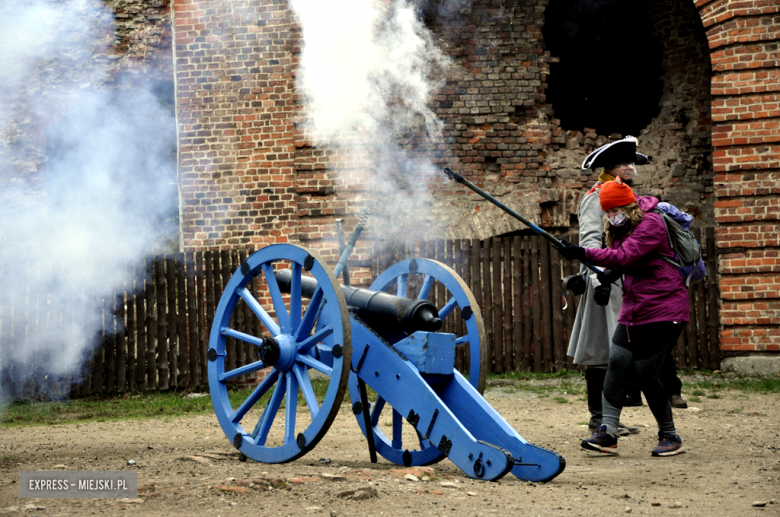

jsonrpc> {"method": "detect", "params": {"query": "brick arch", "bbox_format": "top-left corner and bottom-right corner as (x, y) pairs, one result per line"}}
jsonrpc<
(692, 0), (780, 356)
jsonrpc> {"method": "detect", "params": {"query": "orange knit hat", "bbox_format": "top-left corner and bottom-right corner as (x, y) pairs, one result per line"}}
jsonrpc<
(599, 177), (637, 211)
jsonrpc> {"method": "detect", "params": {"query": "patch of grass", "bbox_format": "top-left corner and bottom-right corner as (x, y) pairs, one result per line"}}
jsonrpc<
(488, 369), (582, 382)
(485, 369), (583, 396)
(683, 372), (780, 394)
(692, 389), (706, 396)
(688, 396), (701, 403)
(559, 381), (585, 396)
(553, 397), (569, 404)
(706, 393), (720, 399)
(1, 378), (332, 428)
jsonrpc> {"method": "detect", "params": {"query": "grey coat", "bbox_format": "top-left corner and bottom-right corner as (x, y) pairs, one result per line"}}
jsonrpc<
(566, 184), (622, 366)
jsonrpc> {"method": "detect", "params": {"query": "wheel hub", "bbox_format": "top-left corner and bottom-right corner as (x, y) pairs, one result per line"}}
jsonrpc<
(258, 337), (281, 366)
(259, 335), (296, 371)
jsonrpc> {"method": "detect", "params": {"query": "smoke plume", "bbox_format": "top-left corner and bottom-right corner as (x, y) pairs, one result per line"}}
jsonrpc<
(0, 0), (178, 399)
(289, 0), (452, 240)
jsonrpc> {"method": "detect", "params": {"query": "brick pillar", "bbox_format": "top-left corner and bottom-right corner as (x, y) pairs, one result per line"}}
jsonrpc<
(696, 0), (780, 358)
(172, 0), (299, 252)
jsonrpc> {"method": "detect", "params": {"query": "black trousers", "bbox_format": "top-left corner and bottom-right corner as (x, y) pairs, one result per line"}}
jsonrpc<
(627, 344), (683, 398)
(602, 322), (685, 434)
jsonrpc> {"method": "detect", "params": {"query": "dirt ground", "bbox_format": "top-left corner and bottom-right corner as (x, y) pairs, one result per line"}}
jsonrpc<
(1, 375), (779, 517)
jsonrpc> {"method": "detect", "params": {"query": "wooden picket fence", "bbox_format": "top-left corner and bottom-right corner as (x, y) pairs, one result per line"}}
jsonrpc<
(0, 229), (720, 398)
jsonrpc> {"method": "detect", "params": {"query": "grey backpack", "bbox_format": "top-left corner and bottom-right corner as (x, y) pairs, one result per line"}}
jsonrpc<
(652, 205), (707, 287)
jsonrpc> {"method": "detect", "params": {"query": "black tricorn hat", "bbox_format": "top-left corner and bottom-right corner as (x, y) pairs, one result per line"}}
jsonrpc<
(581, 136), (651, 170)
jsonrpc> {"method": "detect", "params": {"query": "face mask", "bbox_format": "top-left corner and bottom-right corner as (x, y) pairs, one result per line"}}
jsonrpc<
(608, 212), (627, 226)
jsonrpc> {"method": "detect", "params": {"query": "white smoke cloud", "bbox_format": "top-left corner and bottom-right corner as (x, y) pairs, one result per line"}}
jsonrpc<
(0, 0), (178, 398)
(289, 0), (451, 240)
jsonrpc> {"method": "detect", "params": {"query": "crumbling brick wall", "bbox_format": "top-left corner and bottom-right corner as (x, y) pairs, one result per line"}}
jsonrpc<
(421, 0), (713, 239)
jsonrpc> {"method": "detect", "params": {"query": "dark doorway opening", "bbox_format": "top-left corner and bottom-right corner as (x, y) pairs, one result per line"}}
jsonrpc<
(543, 0), (663, 136)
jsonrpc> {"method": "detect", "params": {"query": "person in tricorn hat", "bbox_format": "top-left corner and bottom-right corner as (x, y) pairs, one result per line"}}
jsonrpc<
(576, 137), (688, 411)
(563, 136), (649, 436)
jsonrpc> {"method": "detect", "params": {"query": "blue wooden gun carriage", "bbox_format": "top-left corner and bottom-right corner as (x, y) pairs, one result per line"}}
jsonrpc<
(207, 226), (565, 482)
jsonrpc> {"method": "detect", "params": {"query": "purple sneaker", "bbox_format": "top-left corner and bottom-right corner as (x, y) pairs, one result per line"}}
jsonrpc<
(581, 425), (618, 454)
(651, 432), (685, 457)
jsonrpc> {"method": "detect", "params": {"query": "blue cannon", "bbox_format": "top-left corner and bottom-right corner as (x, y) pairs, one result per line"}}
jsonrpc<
(207, 243), (565, 482)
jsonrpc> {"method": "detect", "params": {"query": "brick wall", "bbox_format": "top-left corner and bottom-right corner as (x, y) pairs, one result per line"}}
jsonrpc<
(172, 0), (299, 251)
(697, 0), (780, 353)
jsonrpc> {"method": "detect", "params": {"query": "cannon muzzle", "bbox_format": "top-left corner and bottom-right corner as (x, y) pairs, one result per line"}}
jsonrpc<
(275, 269), (442, 335)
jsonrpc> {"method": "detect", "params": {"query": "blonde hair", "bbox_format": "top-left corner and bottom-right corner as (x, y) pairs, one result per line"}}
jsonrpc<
(604, 202), (644, 248)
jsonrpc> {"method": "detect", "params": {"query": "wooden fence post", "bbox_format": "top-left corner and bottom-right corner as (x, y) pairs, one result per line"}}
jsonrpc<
(550, 239), (565, 370)
(531, 237), (542, 372)
(540, 239), (553, 371)
(512, 236), (523, 371)
(176, 255), (188, 388)
(502, 237), (513, 371)
(522, 237), (532, 370)
(492, 237), (503, 374)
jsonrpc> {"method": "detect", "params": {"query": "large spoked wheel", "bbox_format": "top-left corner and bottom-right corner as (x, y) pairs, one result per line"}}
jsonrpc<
(208, 244), (352, 464)
(348, 258), (486, 467)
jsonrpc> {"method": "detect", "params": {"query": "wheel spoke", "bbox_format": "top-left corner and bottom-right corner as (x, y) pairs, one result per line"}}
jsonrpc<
(293, 363), (319, 419)
(455, 335), (470, 345)
(296, 324), (333, 355)
(284, 371), (299, 445)
(231, 369), (279, 424)
(392, 409), (403, 449)
(296, 354), (333, 377)
(418, 435), (430, 450)
(370, 397), (386, 427)
(396, 274), (408, 298)
(439, 296), (458, 320)
(289, 263), (302, 332)
(295, 287), (323, 341)
(221, 327), (266, 348)
(238, 288), (280, 335)
(418, 275), (434, 300)
(262, 263), (291, 334)
(252, 375), (286, 445)
(220, 359), (267, 382)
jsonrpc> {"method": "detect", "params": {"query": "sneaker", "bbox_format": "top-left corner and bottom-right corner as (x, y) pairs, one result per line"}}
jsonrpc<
(669, 394), (688, 409)
(618, 422), (640, 434)
(651, 432), (685, 457)
(624, 393), (644, 407)
(581, 425), (618, 454)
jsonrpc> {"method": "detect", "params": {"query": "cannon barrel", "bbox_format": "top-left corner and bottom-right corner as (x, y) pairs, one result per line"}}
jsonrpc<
(275, 269), (442, 335)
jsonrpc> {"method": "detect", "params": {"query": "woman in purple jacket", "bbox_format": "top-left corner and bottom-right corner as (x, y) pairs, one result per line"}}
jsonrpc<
(557, 178), (688, 456)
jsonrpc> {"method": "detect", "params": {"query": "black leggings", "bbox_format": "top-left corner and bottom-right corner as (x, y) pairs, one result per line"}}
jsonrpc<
(602, 322), (685, 436)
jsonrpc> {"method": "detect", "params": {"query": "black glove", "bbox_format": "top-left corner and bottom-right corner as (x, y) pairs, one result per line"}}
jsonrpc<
(596, 268), (621, 286)
(561, 274), (586, 296)
(555, 239), (586, 262)
(593, 283), (612, 306)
